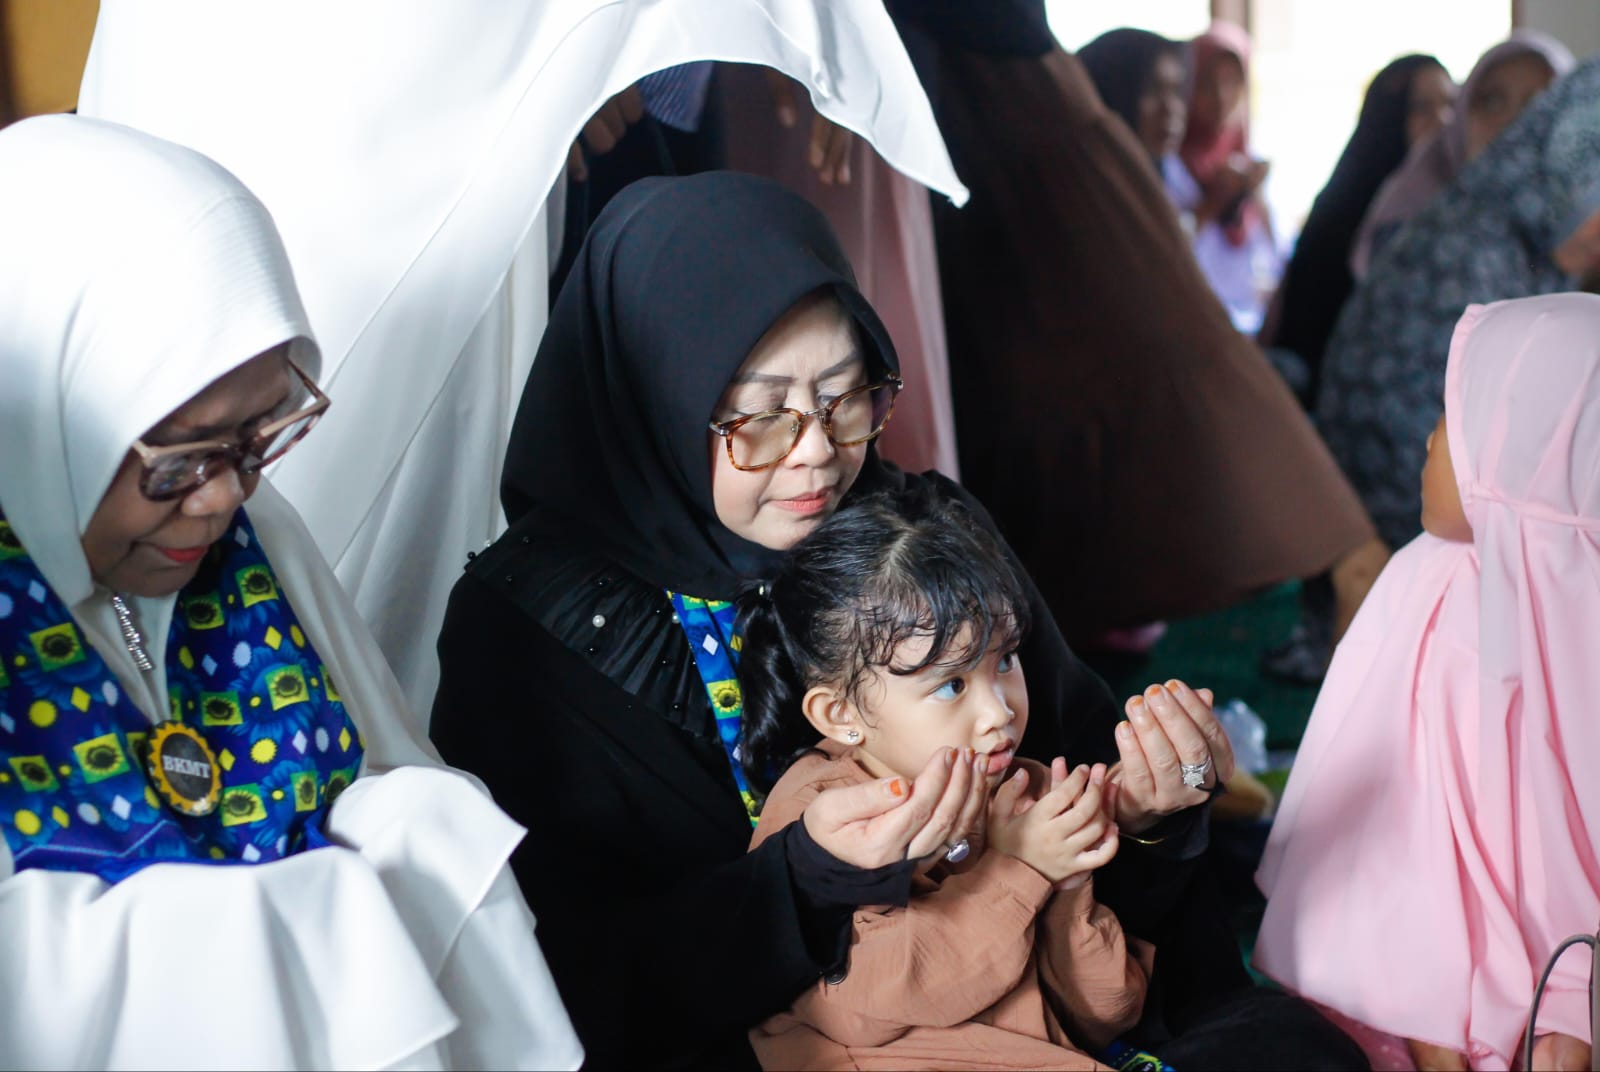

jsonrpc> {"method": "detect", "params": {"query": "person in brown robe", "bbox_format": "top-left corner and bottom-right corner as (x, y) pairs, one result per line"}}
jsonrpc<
(889, 1), (1388, 645)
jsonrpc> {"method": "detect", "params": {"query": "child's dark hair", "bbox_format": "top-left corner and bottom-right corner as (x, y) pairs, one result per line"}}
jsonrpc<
(737, 484), (1032, 792)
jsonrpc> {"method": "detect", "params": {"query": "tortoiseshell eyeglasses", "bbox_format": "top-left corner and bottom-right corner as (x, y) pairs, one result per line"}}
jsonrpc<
(130, 359), (330, 501)
(708, 377), (903, 471)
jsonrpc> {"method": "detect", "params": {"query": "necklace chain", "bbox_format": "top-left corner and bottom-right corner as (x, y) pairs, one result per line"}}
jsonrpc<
(110, 593), (154, 673)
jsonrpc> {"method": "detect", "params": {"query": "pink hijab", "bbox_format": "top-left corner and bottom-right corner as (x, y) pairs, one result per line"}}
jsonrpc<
(1256, 293), (1600, 1068)
(1350, 31), (1575, 279)
(1179, 20), (1252, 184)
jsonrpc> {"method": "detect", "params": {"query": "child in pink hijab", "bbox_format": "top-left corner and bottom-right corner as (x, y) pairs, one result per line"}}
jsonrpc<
(1255, 293), (1600, 1072)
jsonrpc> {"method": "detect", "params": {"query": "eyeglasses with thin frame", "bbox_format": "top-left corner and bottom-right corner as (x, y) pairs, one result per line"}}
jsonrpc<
(708, 376), (903, 472)
(130, 359), (330, 501)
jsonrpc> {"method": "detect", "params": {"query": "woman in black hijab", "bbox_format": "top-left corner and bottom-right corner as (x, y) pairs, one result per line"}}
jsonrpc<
(1256, 55), (1452, 684)
(431, 172), (1356, 1071)
(1260, 53), (1452, 405)
(1079, 28), (1191, 166)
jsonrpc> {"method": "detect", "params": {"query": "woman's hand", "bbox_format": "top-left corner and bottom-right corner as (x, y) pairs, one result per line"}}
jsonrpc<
(802, 747), (988, 871)
(1194, 164), (1250, 230)
(565, 84), (646, 182)
(1109, 680), (1234, 833)
(764, 68), (855, 185)
(910, 749), (990, 876)
(1194, 154), (1268, 231)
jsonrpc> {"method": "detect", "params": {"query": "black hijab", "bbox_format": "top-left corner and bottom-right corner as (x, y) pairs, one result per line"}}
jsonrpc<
(1079, 27), (1190, 146)
(501, 171), (901, 599)
(489, 174), (1215, 948)
(1265, 53), (1445, 394)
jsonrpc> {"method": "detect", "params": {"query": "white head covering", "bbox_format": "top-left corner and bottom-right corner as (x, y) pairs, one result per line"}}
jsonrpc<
(77, 0), (967, 570)
(0, 117), (582, 1071)
(78, 0), (969, 714)
(0, 115), (319, 606)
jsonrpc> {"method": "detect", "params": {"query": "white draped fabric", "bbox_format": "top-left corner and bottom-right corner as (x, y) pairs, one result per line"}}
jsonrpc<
(0, 115), (580, 1069)
(79, 0), (967, 713)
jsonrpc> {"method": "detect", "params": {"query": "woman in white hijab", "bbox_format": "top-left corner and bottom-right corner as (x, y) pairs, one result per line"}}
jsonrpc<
(0, 115), (580, 1071)
(78, 0), (968, 715)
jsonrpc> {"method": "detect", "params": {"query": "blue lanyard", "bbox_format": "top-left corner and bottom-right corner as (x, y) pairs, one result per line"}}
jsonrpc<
(665, 591), (759, 825)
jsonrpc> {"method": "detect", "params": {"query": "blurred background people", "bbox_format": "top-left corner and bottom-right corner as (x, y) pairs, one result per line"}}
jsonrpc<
(1172, 22), (1283, 332)
(1260, 53), (1453, 407)
(1318, 53), (1600, 557)
(1351, 30), (1575, 278)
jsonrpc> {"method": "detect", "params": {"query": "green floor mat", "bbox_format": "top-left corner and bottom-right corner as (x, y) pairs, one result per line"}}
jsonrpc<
(1078, 582), (1321, 751)
(1076, 583), (1324, 980)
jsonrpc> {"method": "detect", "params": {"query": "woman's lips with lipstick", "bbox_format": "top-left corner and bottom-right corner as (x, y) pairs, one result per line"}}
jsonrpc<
(154, 544), (209, 564)
(770, 489), (834, 514)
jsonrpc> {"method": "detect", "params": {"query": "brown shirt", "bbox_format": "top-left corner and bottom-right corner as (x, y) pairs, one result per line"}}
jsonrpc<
(750, 746), (1152, 1071)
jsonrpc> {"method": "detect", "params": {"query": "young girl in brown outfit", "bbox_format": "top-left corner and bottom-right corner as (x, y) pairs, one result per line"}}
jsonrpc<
(741, 487), (1206, 1070)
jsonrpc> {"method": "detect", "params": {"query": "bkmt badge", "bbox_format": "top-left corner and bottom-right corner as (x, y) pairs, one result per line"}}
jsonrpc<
(146, 721), (222, 817)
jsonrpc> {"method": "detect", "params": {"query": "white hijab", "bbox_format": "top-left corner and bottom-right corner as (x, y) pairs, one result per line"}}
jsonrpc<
(0, 116), (579, 1070)
(78, 0), (969, 713)
(0, 114), (318, 607)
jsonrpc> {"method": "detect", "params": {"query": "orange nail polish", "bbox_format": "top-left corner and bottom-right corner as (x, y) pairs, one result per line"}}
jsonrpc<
(1165, 679), (1182, 691)
(1130, 696), (1144, 707)
(888, 778), (906, 797)
(1145, 684), (1161, 698)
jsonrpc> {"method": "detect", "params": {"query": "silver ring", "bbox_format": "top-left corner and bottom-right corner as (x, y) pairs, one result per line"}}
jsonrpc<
(1180, 758), (1213, 789)
(943, 838), (970, 864)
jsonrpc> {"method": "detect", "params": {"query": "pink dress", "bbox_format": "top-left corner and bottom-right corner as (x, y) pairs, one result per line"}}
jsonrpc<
(717, 63), (960, 478)
(1255, 294), (1600, 1069)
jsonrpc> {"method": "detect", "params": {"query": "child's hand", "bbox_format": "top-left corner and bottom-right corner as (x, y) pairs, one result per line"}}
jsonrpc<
(988, 760), (1119, 887)
(1006, 758), (1113, 821)
(1044, 760), (1120, 890)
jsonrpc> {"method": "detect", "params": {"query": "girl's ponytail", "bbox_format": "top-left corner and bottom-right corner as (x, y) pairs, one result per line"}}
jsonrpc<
(736, 581), (821, 793)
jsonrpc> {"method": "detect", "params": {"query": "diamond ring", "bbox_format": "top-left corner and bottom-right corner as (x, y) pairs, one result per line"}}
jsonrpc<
(1180, 757), (1213, 789)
